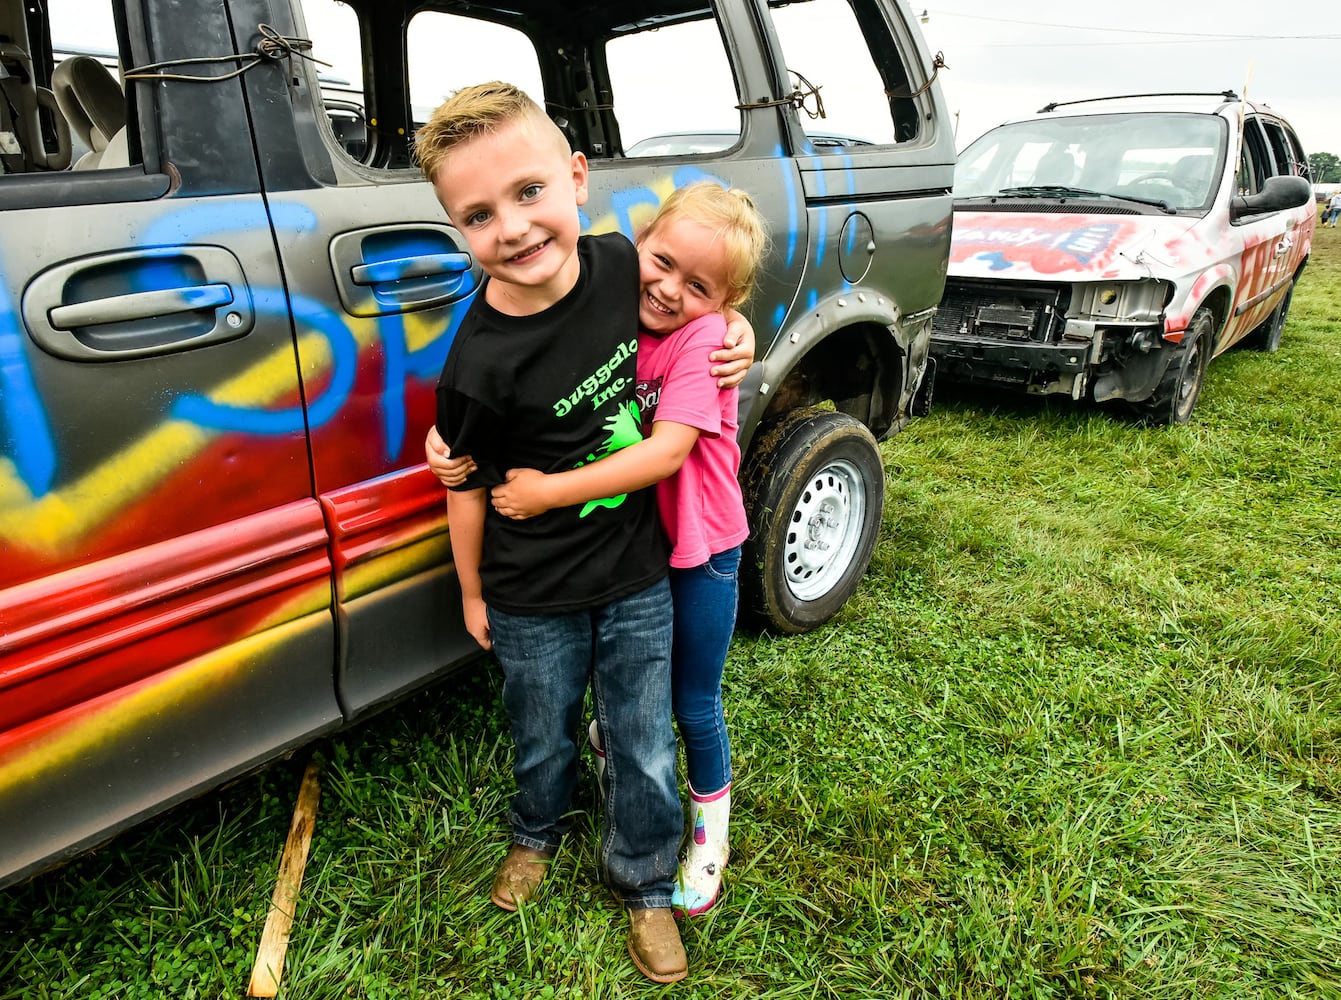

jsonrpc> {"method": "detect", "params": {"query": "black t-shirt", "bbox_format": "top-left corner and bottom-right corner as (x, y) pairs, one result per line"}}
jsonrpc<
(436, 233), (669, 614)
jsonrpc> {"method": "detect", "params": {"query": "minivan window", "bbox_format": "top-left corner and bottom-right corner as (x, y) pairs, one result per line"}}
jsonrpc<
(765, 0), (920, 148)
(8, 0), (130, 175)
(955, 113), (1225, 212)
(1238, 118), (1270, 195)
(299, 0), (368, 161)
(1261, 119), (1305, 178)
(406, 12), (544, 128)
(606, 14), (739, 154)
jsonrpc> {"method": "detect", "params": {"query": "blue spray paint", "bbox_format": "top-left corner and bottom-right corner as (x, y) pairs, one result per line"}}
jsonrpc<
(0, 270), (57, 496)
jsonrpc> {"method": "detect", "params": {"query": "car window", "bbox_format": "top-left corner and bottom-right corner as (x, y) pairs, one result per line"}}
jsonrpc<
(298, 0), (368, 161)
(298, 1), (545, 165)
(606, 15), (740, 155)
(405, 12), (544, 126)
(764, 0), (923, 148)
(956, 113), (1225, 211)
(2, 0), (132, 176)
(1237, 117), (1270, 195)
(1261, 118), (1307, 178)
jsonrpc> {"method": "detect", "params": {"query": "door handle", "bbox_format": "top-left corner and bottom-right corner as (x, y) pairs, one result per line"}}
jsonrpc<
(350, 253), (471, 286)
(329, 226), (478, 318)
(49, 284), (234, 328)
(23, 246), (253, 362)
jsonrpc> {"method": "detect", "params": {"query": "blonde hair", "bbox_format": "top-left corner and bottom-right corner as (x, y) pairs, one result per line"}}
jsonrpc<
(413, 81), (565, 183)
(640, 182), (770, 310)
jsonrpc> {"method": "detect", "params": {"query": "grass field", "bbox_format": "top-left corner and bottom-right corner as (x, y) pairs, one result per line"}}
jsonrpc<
(3, 228), (1339, 1000)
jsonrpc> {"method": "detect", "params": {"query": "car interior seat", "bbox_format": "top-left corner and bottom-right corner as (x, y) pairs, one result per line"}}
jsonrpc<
(1032, 148), (1075, 187)
(0, 39), (71, 172)
(52, 54), (126, 169)
(1172, 153), (1215, 199)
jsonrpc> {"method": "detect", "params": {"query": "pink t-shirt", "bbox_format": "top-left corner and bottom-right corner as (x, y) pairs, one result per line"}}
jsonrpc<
(635, 313), (749, 569)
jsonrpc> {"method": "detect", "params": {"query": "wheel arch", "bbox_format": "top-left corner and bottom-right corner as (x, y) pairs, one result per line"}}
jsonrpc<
(742, 289), (931, 452)
(1191, 283), (1234, 348)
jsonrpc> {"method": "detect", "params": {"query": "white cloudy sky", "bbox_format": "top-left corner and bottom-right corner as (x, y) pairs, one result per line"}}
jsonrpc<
(916, 2), (1339, 155)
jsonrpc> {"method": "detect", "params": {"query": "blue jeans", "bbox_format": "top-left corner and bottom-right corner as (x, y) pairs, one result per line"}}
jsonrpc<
(670, 546), (740, 795)
(487, 577), (680, 908)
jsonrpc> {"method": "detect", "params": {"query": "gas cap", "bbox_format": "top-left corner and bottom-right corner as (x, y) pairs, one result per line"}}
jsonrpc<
(838, 212), (875, 284)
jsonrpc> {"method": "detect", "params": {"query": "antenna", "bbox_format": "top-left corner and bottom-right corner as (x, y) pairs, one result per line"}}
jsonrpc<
(1232, 65), (1254, 196)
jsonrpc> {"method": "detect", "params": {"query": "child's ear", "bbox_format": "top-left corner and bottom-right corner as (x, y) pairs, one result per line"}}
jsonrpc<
(570, 151), (590, 207)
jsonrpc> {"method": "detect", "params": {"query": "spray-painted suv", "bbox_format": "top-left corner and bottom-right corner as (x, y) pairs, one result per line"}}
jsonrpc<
(0, 0), (954, 886)
(931, 92), (1314, 424)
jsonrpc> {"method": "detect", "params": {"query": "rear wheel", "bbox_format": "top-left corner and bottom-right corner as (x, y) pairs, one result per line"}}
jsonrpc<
(739, 408), (885, 634)
(1247, 282), (1293, 353)
(1137, 309), (1212, 426)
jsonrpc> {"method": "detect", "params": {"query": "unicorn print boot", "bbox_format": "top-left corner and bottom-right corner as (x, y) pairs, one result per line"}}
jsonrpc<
(588, 719), (606, 795)
(672, 783), (730, 916)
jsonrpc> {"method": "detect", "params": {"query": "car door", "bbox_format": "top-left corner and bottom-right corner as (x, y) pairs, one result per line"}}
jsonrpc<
(0, 0), (340, 887)
(1221, 114), (1310, 351)
(235, 0), (485, 719)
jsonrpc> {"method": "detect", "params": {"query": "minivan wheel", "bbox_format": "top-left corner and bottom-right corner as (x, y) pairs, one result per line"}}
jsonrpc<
(1248, 282), (1293, 353)
(739, 408), (885, 634)
(1137, 309), (1213, 426)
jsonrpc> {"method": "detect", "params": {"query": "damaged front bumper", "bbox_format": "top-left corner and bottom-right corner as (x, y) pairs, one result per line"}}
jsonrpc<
(930, 277), (1175, 401)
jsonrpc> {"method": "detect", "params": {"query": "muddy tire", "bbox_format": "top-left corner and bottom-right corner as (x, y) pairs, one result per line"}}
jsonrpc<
(1137, 309), (1213, 426)
(1247, 282), (1293, 353)
(739, 408), (885, 633)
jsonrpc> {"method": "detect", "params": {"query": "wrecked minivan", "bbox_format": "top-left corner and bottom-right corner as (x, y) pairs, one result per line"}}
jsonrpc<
(0, 0), (954, 886)
(931, 92), (1314, 424)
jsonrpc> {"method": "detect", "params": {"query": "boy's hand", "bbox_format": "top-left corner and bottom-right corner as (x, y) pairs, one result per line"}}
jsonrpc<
(711, 308), (756, 388)
(491, 468), (554, 520)
(462, 595), (491, 650)
(425, 425), (477, 487)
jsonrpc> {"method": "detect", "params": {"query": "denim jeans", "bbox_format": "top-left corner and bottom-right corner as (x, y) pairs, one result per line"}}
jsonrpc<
(669, 546), (740, 795)
(487, 576), (680, 908)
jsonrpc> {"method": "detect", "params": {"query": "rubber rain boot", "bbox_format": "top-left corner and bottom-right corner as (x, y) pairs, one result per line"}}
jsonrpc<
(671, 783), (730, 916)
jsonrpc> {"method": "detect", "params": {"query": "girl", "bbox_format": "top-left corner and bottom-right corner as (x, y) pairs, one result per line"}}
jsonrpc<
(485, 182), (768, 916)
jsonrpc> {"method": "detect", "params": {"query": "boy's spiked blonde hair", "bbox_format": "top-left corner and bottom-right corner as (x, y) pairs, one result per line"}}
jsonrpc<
(413, 81), (563, 183)
(641, 182), (770, 310)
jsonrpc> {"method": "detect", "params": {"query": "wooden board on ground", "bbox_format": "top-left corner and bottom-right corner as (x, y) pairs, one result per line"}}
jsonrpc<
(247, 759), (322, 998)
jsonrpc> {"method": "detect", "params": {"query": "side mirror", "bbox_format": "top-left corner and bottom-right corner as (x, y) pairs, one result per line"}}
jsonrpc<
(1232, 174), (1313, 221)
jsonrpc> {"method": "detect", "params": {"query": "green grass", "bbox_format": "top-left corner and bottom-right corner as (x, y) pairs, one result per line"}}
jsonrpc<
(4, 230), (1341, 999)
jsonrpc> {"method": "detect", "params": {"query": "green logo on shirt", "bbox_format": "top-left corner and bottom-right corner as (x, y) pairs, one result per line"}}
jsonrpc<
(575, 400), (644, 517)
(552, 338), (637, 417)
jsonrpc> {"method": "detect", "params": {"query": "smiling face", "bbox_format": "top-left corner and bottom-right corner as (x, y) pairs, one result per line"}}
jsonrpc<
(636, 215), (731, 335)
(432, 115), (589, 315)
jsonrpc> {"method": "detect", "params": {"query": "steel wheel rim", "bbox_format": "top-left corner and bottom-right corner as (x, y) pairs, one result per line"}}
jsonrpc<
(1177, 336), (1205, 416)
(782, 458), (867, 601)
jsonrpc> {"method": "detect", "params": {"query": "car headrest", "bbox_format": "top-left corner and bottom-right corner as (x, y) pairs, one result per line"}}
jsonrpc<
(52, 55), (125, 154)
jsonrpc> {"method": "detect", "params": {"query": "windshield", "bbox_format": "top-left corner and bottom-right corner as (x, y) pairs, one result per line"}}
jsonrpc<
(955, 113), (1228, 212)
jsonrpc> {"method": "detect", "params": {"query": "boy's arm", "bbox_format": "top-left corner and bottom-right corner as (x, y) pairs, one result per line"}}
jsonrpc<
(447, 488), (491, 650)
(491, 421), (699, 520)
(710, 307), (756, 388)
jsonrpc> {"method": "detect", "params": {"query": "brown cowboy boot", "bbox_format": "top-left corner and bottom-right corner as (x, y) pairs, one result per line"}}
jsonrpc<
(490, 844), (553, 911)
(626, 907), (688, 983)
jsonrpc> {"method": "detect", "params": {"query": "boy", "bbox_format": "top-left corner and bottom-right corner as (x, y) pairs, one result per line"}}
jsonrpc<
(414, 81), (687, 983)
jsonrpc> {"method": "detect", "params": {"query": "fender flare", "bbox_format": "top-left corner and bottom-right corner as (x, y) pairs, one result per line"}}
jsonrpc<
(744, 285), (930, 445)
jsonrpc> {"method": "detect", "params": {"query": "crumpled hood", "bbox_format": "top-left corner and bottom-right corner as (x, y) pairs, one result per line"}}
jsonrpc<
(948, 209), (1204, 282)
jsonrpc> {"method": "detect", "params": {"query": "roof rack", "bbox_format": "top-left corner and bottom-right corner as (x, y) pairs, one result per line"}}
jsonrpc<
(1038, 91), (1238, 114)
